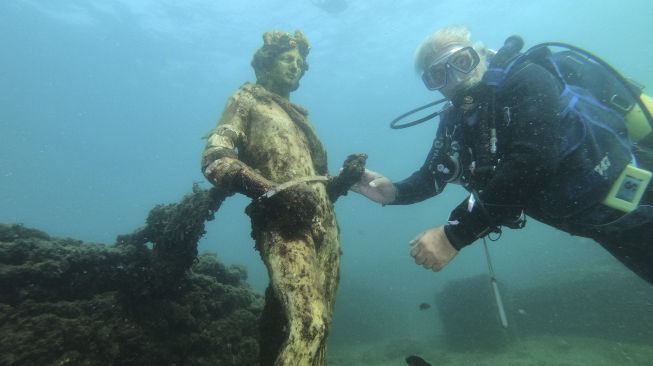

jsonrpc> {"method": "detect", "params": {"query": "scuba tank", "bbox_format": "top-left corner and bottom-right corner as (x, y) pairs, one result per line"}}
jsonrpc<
(518, 40), (653, 212)
(626, 93), (653, 145)
(625, 92), (653, 169)
(522, 41), (653, 155)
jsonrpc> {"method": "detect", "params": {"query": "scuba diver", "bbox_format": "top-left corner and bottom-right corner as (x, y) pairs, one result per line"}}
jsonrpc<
(352, 25), (653, 285)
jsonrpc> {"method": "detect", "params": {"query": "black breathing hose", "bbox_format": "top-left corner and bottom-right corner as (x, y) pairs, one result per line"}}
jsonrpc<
(389, 97), (449, 129)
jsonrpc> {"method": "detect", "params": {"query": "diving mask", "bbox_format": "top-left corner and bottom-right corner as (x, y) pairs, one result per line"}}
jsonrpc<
(422, 46), (481, 91)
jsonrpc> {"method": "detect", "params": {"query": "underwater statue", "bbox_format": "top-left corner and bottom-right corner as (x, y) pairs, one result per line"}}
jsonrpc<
(202, 30), (365, 366)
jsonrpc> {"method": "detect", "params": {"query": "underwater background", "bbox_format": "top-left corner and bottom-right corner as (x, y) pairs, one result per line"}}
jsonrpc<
(2, 0), (653, 364)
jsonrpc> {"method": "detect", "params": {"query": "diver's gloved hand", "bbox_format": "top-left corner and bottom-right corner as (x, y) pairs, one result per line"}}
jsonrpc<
(350, 169), (397, 204)
(409, 226), (458, 272)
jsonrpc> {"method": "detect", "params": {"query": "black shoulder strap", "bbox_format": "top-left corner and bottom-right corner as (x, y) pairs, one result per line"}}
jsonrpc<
(482, 35), (525, 90)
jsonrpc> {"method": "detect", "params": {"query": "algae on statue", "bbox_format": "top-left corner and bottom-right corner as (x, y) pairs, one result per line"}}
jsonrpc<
(202, 30), (365, 366)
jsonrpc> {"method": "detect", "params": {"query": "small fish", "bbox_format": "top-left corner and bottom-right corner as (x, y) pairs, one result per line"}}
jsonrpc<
(419, 302), (431, 310)
(406, 355), (431, 366)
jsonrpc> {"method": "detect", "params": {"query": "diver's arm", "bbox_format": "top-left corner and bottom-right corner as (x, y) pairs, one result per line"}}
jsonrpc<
(350, 169), (397, 204)
(445, 63), (562, 248)
(391, 124), (453, 205)
(353, 155), (446, 205)
(202, 90), (274, 198)
(390, 166), (441, 204)
(353, 115), (452, 205)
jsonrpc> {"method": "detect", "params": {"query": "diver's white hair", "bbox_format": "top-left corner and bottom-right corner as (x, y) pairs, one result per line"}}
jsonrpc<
(415, 25), (480, 74)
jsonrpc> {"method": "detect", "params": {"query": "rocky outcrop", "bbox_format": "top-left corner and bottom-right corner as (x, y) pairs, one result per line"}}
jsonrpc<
(0, 186), (262, 366)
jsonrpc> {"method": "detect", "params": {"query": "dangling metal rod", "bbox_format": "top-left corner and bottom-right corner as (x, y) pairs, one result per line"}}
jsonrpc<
(483, 238), (509, 328)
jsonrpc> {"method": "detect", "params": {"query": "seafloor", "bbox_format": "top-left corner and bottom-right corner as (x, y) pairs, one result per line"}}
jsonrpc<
(328, 270), (653, 366)
(3, 217), (653, 366)
(328, 334), (653, 366)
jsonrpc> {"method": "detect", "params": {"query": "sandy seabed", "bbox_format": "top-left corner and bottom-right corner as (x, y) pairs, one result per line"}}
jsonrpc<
(327, 334), (653, 366)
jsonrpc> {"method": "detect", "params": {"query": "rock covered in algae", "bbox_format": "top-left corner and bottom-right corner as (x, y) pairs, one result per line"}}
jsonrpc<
(0, 204), (262, 366)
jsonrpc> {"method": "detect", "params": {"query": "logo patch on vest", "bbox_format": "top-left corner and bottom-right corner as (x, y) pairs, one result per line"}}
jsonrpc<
(593, 155), (611, 177)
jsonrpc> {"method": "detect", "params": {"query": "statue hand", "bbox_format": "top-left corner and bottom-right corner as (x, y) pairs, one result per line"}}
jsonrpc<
(327, 153), (368, 202)
(204, 158), (273, 198)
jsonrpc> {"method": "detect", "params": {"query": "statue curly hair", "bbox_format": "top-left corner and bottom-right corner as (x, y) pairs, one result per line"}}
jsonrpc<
(251, 30), (311, 86)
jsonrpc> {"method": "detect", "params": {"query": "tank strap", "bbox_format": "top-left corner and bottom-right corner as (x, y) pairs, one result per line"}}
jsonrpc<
(483, 54), (526, 89)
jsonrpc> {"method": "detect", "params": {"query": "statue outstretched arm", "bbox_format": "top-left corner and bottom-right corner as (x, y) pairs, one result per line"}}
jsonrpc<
(202, 91), (274, 198)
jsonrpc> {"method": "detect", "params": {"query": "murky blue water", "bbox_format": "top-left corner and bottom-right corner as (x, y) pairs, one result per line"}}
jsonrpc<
(2, 1), (652, 364)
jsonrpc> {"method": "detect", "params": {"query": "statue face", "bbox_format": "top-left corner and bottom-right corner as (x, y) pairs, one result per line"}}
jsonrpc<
(266, 48), (305, 94)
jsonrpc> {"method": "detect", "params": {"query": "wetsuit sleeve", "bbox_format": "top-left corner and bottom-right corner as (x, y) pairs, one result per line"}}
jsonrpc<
(446, 64), (562, 248)
(391, 123), (453, 205)
(391, 165), (440, 204)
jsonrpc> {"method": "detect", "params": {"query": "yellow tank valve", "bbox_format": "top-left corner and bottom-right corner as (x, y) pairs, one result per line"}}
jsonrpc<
(625, 93), (653, 142)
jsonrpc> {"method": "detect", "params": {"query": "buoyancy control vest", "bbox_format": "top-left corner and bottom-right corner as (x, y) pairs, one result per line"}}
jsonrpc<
(484, 36), (653, 216)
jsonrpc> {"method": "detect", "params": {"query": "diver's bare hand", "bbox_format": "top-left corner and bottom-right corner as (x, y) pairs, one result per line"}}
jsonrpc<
(351, 168), (397, 204)
(409, 226), (458, 271)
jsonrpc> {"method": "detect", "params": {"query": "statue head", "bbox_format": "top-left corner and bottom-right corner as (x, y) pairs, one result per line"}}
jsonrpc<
(251, 30), (311, 97)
